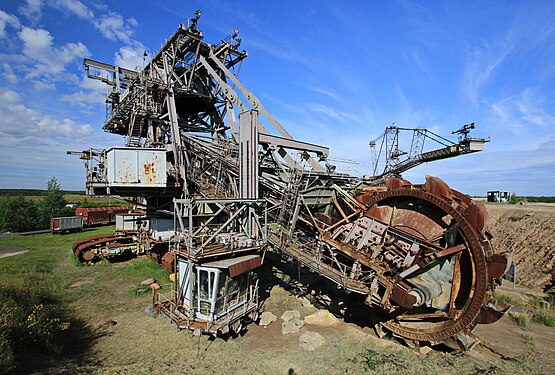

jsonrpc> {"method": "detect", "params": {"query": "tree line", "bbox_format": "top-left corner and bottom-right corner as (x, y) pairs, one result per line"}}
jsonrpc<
(0, 178), (74, 232)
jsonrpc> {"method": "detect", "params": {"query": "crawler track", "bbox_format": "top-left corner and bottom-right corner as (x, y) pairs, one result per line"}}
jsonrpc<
(72, 234), (135, 262)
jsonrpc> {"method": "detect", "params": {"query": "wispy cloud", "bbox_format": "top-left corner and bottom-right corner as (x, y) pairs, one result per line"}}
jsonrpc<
(18, 0), (44, 22)
(461, 29), (518, 105)
(399, 48), (432, 78)
(298, 83), (341, 102)
(489, 89), (554, 138)
(0, 10), (20, 38)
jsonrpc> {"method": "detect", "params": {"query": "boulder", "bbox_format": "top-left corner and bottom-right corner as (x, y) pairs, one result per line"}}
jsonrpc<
(299, 331), (325, 350)
(304, 310), (340, 326)
(259, 311), (277, 327)
(301, 297), (313, 307)
(141, 278), (155, 285)
(97, 319), (117, 327)
(282, 318), (305, 335)
(281, 310), (301, 322)
(144, 304), (157, 318)
(419, 346), (433, 355)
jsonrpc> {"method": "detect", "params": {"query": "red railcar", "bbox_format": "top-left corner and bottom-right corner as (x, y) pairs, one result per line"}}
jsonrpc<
(75, 206), (130, 226)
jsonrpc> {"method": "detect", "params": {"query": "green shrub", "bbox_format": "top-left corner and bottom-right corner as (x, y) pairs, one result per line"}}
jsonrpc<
(493, 292), (517, 306)
(527, 294), (547, 308)
(0, 288), (70, 374)
(510, 313), (530, 329)
(0, 195), (41, 232)
(533, 311), (555, 327)
(508, 193), (521, 204)
(522, 333), (535, 346)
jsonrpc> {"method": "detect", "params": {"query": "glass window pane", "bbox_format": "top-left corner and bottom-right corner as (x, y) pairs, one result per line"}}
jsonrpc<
(199, 270), (209, 299)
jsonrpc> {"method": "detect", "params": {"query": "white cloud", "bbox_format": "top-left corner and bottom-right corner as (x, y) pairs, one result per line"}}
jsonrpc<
(461, 30), (518, 104)
(61, 90), (104, 106)
(61, 75), (105, 107)
(392, 85), (437, 127)
(301, 83), (341, 102)
(307, 103), (362, 125)
(114, 42), (147, 69)
(0, 10), (20, 38)
(50, 0), (93, 20)
(19, 27), (52, 56)
(17, 26), (89, 79)
(0, 88), (93, 138)
(48, 0), (139, 44)
(32, 80), (55, 91)
(95, 13), (135, 42)
(0, 87), (114, 190)
(489, 89), (554, 136)
(1, 63), (18, 83)
(94, 13), (137, 42)
(18, 0), (44, 22)
(515, 90), (554, 128)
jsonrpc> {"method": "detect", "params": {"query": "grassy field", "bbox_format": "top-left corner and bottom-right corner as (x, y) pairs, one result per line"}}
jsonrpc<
(19, 194), (129, 207)
(1, 193), (128, 207)
(1, 228), (554, 374)
(0, 226), (168, 373)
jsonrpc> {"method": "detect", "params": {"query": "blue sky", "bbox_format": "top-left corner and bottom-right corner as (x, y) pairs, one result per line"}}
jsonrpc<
(0, 0), (554, 195)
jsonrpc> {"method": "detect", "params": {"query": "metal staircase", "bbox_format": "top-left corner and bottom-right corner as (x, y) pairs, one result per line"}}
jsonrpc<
(277, 167), (303, 234)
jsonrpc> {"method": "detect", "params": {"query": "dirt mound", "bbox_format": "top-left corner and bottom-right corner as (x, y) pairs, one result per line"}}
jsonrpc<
(486, 203), (555, 290)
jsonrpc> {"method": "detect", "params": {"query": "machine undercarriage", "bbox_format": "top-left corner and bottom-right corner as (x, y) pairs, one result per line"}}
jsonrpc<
(69, 13), (510, 349)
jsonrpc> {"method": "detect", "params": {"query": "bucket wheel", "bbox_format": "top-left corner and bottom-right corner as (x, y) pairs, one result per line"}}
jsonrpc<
(360, 177), (503, 346)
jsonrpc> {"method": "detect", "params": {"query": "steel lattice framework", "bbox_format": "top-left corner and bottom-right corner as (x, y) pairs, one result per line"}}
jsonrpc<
(71, 13), (509, 349)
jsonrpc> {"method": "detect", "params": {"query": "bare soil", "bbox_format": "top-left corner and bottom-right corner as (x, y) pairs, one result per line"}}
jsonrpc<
(486, 202), (555, 290)
(45, 280), (555, 375)
(11, 202), (555, 374)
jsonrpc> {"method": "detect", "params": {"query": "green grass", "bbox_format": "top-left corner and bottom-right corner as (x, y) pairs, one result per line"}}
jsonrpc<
(349, 346), (514, 374)
(510, 313), (531, 330)
(64, 194), (131, 207)
(522, 333), (535, 346)
(6, 193), (129, 208)
(0, 225), (167, 373)
(120, 258), (171, 297)
(527, 294), (548, 308)
(493, 292), (518, 306)
(495, 293), (555, 329)
(533, 311), (555, 327)
(119, 257), (170, 280)
(0, 230), (87, 372)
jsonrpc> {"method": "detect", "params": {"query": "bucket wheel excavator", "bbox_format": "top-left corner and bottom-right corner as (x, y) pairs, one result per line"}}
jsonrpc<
(69, 11), (510, 348)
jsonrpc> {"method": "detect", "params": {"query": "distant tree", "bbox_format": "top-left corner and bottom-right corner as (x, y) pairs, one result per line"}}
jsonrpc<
(508, 192), (521, 204)
(0, 195), (40, 232)
(39, 177), (68, 225)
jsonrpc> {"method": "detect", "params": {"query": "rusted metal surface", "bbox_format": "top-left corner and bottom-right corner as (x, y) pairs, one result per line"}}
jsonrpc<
(488, 253), (512, 279)
(204, 254), (262, 278)
(72, 235), (134, 261)
(361, 180), (494, 343)
(384, 177), (412, 190)
(424, 176), (453, 201)
(390, 285), (417, 309)
(69, 18), (505, 348)
(75, 206), (130, 226)
(160, 251), (175, 272)
(463, 201), (489, 234)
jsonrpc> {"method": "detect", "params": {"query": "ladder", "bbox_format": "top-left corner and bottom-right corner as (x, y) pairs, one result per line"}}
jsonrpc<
(277, 167), (303, 234)
(127, 114), (145, 147)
